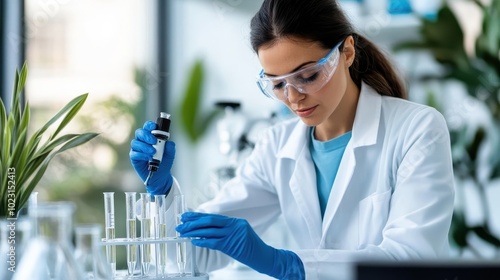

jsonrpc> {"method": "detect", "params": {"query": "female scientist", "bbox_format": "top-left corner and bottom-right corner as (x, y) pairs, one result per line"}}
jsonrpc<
(130, 0), (455, 279)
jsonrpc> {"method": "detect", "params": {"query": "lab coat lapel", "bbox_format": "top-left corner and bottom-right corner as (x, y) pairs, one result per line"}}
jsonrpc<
(279, 122), (323, 244)
(321, 84), (382, 238)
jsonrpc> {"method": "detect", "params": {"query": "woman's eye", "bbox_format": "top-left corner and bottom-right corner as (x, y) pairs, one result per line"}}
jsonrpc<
(298, 72), (319, 84)
(273, 81), (285, 90)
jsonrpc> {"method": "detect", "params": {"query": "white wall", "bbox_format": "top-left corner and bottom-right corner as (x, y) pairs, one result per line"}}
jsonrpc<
(167, 0), (275, 205)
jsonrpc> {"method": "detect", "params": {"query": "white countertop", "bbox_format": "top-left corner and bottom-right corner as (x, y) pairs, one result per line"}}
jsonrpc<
(208, 263), (274, 280)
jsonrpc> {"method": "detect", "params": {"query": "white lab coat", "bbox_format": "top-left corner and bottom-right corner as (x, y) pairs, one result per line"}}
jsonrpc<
(166, 83), (455, 279)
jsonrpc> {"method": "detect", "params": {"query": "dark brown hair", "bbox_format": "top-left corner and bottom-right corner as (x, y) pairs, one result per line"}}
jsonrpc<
(250, 0), (407, 99)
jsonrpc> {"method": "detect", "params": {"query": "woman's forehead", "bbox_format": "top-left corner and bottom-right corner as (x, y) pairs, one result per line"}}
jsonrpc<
(258, 37), (328, 76)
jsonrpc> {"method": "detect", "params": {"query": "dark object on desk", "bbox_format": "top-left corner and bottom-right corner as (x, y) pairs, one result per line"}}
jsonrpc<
(356, 260), (500, 280)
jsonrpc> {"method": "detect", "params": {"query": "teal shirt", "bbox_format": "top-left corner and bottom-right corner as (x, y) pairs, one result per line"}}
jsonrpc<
(310, 128), (352, 218)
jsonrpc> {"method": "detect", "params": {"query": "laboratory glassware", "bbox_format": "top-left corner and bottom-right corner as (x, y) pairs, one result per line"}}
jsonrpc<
(155, 194), (168, 276)
(74, 224), (112, 280)
(13, 202), (84, 280)
(174, 194), (188, 275)
(125, 192), (138, 276)
(140, 193), (153, 276)
(103, 192), (116, 277)
(0, 217), (33, 280)
(98, 191), (209, 279)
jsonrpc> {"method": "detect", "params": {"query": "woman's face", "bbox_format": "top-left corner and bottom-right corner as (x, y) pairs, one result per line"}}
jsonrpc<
(257, 37), (353, 128)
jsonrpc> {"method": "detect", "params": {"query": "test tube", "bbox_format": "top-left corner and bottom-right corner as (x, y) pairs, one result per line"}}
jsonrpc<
(140, 193), (153, 276)
(125, 192), (137, 276)
(103, 192), (116, 277)
(155, 195), (168, 276)
(174, 194), (187, 275)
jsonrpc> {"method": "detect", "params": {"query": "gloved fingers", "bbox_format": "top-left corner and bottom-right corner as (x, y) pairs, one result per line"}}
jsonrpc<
(181, 212), (227, 221)
(135, 127), (158, 145)
(191, 237), (224, 250)
(131, 138), (156, 154)
(178, 227), (230, 239)
(129, 149), (152, 163)
(180, 212), (230, 227)
(176, 217), (228, 235)
(163, 141), (176, 159)
(143, 120), (157, 131)
(146, 183), (168, 195)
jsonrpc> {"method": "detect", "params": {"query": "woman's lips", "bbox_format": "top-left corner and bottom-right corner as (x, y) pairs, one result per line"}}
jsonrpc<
(295, 106), (317, 117)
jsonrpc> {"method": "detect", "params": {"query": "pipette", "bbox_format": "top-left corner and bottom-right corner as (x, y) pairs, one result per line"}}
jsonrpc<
(144, 112), (171, 186)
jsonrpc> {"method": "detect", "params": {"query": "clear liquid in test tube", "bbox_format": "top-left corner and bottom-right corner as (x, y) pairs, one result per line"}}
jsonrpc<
(103, 192), (116, 277)
(140, 193), (153, 276)
(174, 194), (187, 275)
(125, 192), (137, 276)
(155, 194), (168, 277)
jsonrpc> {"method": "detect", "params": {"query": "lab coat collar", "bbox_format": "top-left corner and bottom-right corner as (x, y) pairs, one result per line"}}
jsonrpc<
(277, 82), (381, 160)
(350, 83), (381, 148)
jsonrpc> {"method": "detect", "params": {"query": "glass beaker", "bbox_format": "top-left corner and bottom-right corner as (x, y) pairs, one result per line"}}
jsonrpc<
(13, 201), (85, 280)
(74, 224), (112, 280)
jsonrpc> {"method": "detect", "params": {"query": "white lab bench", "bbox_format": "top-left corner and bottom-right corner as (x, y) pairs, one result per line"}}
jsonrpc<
(209, 266), (274, 280)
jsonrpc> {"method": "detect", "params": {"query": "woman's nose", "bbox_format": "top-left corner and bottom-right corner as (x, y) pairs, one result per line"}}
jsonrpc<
(284, 84), (305, 103)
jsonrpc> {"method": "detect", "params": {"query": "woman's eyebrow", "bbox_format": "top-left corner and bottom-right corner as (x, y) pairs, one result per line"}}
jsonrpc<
(263, 61), (316, 77)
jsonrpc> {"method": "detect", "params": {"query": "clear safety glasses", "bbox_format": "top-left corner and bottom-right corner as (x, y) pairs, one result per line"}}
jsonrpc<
(256, 41), (343, 101)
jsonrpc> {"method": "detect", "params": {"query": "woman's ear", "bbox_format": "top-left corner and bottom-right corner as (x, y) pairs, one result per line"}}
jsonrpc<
(343, 35), (355, 68)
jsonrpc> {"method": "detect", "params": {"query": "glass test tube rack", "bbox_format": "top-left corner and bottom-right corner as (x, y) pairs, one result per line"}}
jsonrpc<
(102, 192), (209, 280)
(100, 237), (209, 280)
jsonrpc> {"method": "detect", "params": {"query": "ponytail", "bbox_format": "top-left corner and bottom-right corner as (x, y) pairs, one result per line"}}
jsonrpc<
(350, 34), (407, 99)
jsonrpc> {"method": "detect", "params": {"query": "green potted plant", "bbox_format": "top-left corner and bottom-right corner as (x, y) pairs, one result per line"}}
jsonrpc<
(395, 0), (500, 256)
(0, 63), (99, 218)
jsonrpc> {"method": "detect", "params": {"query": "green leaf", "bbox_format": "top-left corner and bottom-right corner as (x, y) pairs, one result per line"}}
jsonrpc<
(466, 127), (485, 162)
(16, 152), (48, 190)
(11, 63), (27, 131)
(450, 211), (469, 248)
(10, 69), (20, 119)
(11, 101), (30, 156)
(18, 132), (77, 185)
(36, 93), (89, 139)
(50, 93), (88, 140)
(394, 5), (470, 70)
(196, 109), (223, 142)
(0, 98), (7, 163)
(16, 62), (28, 98)
(471, 226), (500, 247)
(425, 91), (440, 111)
(18, 132), (99, 208)
(8, 128), (27, 171)
(36, 134), (79, 158)
(2, 116), (14, 167)
(180, 60), (204, 142)
(17, 131), (43, 179)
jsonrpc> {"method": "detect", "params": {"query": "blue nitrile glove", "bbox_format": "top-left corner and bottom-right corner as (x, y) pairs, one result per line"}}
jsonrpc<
(176, 212), (305, 280)
(129, 121), (175, 195)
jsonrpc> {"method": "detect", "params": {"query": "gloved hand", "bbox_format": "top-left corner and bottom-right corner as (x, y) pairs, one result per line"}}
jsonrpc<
(176, 212), (305, 280)
(129, 121), (175, 195)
